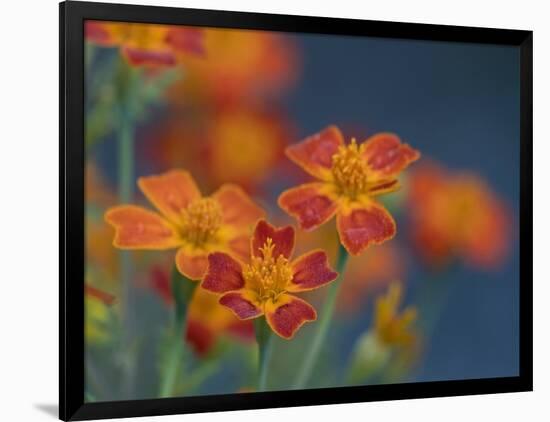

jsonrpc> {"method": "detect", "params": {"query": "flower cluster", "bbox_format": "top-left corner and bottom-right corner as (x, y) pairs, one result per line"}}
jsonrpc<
(106, 122), (420, 340)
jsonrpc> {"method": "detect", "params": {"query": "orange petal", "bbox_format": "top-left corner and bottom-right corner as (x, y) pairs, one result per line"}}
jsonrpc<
(265, 294), (316, 339)
(175, 247), (208, 280)
(278, 183), (340, 231)
(368, 179), (400, 197)
(213, 184), (265, 229)
(288, 250), (338, 292)
(285, 125), (343, 181)
(202, 252), (245, 293)
(138, 170), (201, 225)
(336, 202), (396, 255)
(122, 46), (177, 67)
(362, 133), (420, 178)
(251, 220), (295, 260)
(219, 290), (263, 320)
(227, 234), (251, 263)
(105, 205), (181, 249)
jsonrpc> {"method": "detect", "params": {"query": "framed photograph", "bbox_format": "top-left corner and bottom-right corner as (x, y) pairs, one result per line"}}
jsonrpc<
(60, 1), (533, 420)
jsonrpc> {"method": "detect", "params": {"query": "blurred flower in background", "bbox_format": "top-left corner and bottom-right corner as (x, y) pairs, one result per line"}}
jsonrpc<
(149, 267), (254, 356)
(85, 21), (204, 67)
(85, 285), (117, 345)
(144, 107), (292, 194)
(338, 244), (406, 314)
(407, 162), (511, 270)
(348, 282), (419, 383)
(168, 28), (298, 106)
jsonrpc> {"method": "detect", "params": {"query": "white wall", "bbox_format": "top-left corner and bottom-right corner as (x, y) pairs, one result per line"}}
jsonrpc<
(0, 0), (546, 420)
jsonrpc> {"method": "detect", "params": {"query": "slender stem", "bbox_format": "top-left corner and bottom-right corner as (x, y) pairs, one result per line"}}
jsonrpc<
(293, 243), (349, 389)
(159, 267), (197, 398)
(255, 318), (274, 391)
(118, 115), (134, 329)
(116, 62), (137, 399)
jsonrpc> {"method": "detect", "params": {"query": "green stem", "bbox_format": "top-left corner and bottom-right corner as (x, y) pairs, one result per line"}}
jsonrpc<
(116, 66), (137, 398)
(293, 243), (349, 389)
(255, 318), (274, 391)
(159, 266), (197, 398)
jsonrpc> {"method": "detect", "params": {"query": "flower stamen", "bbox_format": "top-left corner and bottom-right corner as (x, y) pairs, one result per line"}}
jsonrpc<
(180, 198), (222, 246)
(331, 138), (369, 199)
(243, 238), (293, 302)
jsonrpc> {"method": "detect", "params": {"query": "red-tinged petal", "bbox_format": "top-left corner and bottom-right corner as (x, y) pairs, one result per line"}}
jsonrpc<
(138, 170), (201, 225)
(362, 133), (420, 177)
(85, 285), (117, 306)
(122, 46), (177, 67)
(219, 290), (263, 320)
(251, 220), (295, 260)
(278, 183), (339, 231)
(288, 250), (338, 292)
(285, 126), (344, 181)
(213, 184), (265, 229)
(175, 247), (208, 280)
(105, 205), (181, 249)
(165, 28), (205, 57)
(265, 294), (316, 339)
(202, 252), (245, 293)
(336, 202), (396, 255)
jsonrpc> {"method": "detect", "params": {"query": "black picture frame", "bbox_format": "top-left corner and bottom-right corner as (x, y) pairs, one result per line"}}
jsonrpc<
(60, 1), (533, 420)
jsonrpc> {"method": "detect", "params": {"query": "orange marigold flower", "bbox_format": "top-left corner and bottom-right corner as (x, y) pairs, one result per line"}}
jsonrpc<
(85, 21), (204, 67)
(201, 220), (338, 339)
(105, 170), (265, 280)
(278, 126), (420, 255)
(407, 163), (511, 269)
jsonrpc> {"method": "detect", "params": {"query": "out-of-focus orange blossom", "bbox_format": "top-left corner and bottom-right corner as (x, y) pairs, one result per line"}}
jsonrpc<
(149, 266), (254, 356)
(142, 108), (292, 193)
(168, 28), (299, 106)
(407, 162), (511, 270)
(85, 21), (204, 67)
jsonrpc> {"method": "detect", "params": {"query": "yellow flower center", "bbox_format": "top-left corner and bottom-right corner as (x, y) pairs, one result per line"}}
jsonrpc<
(180, 198), (222, 246)
(331, 139), (369, 199)
(243, 238), (293, 302)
